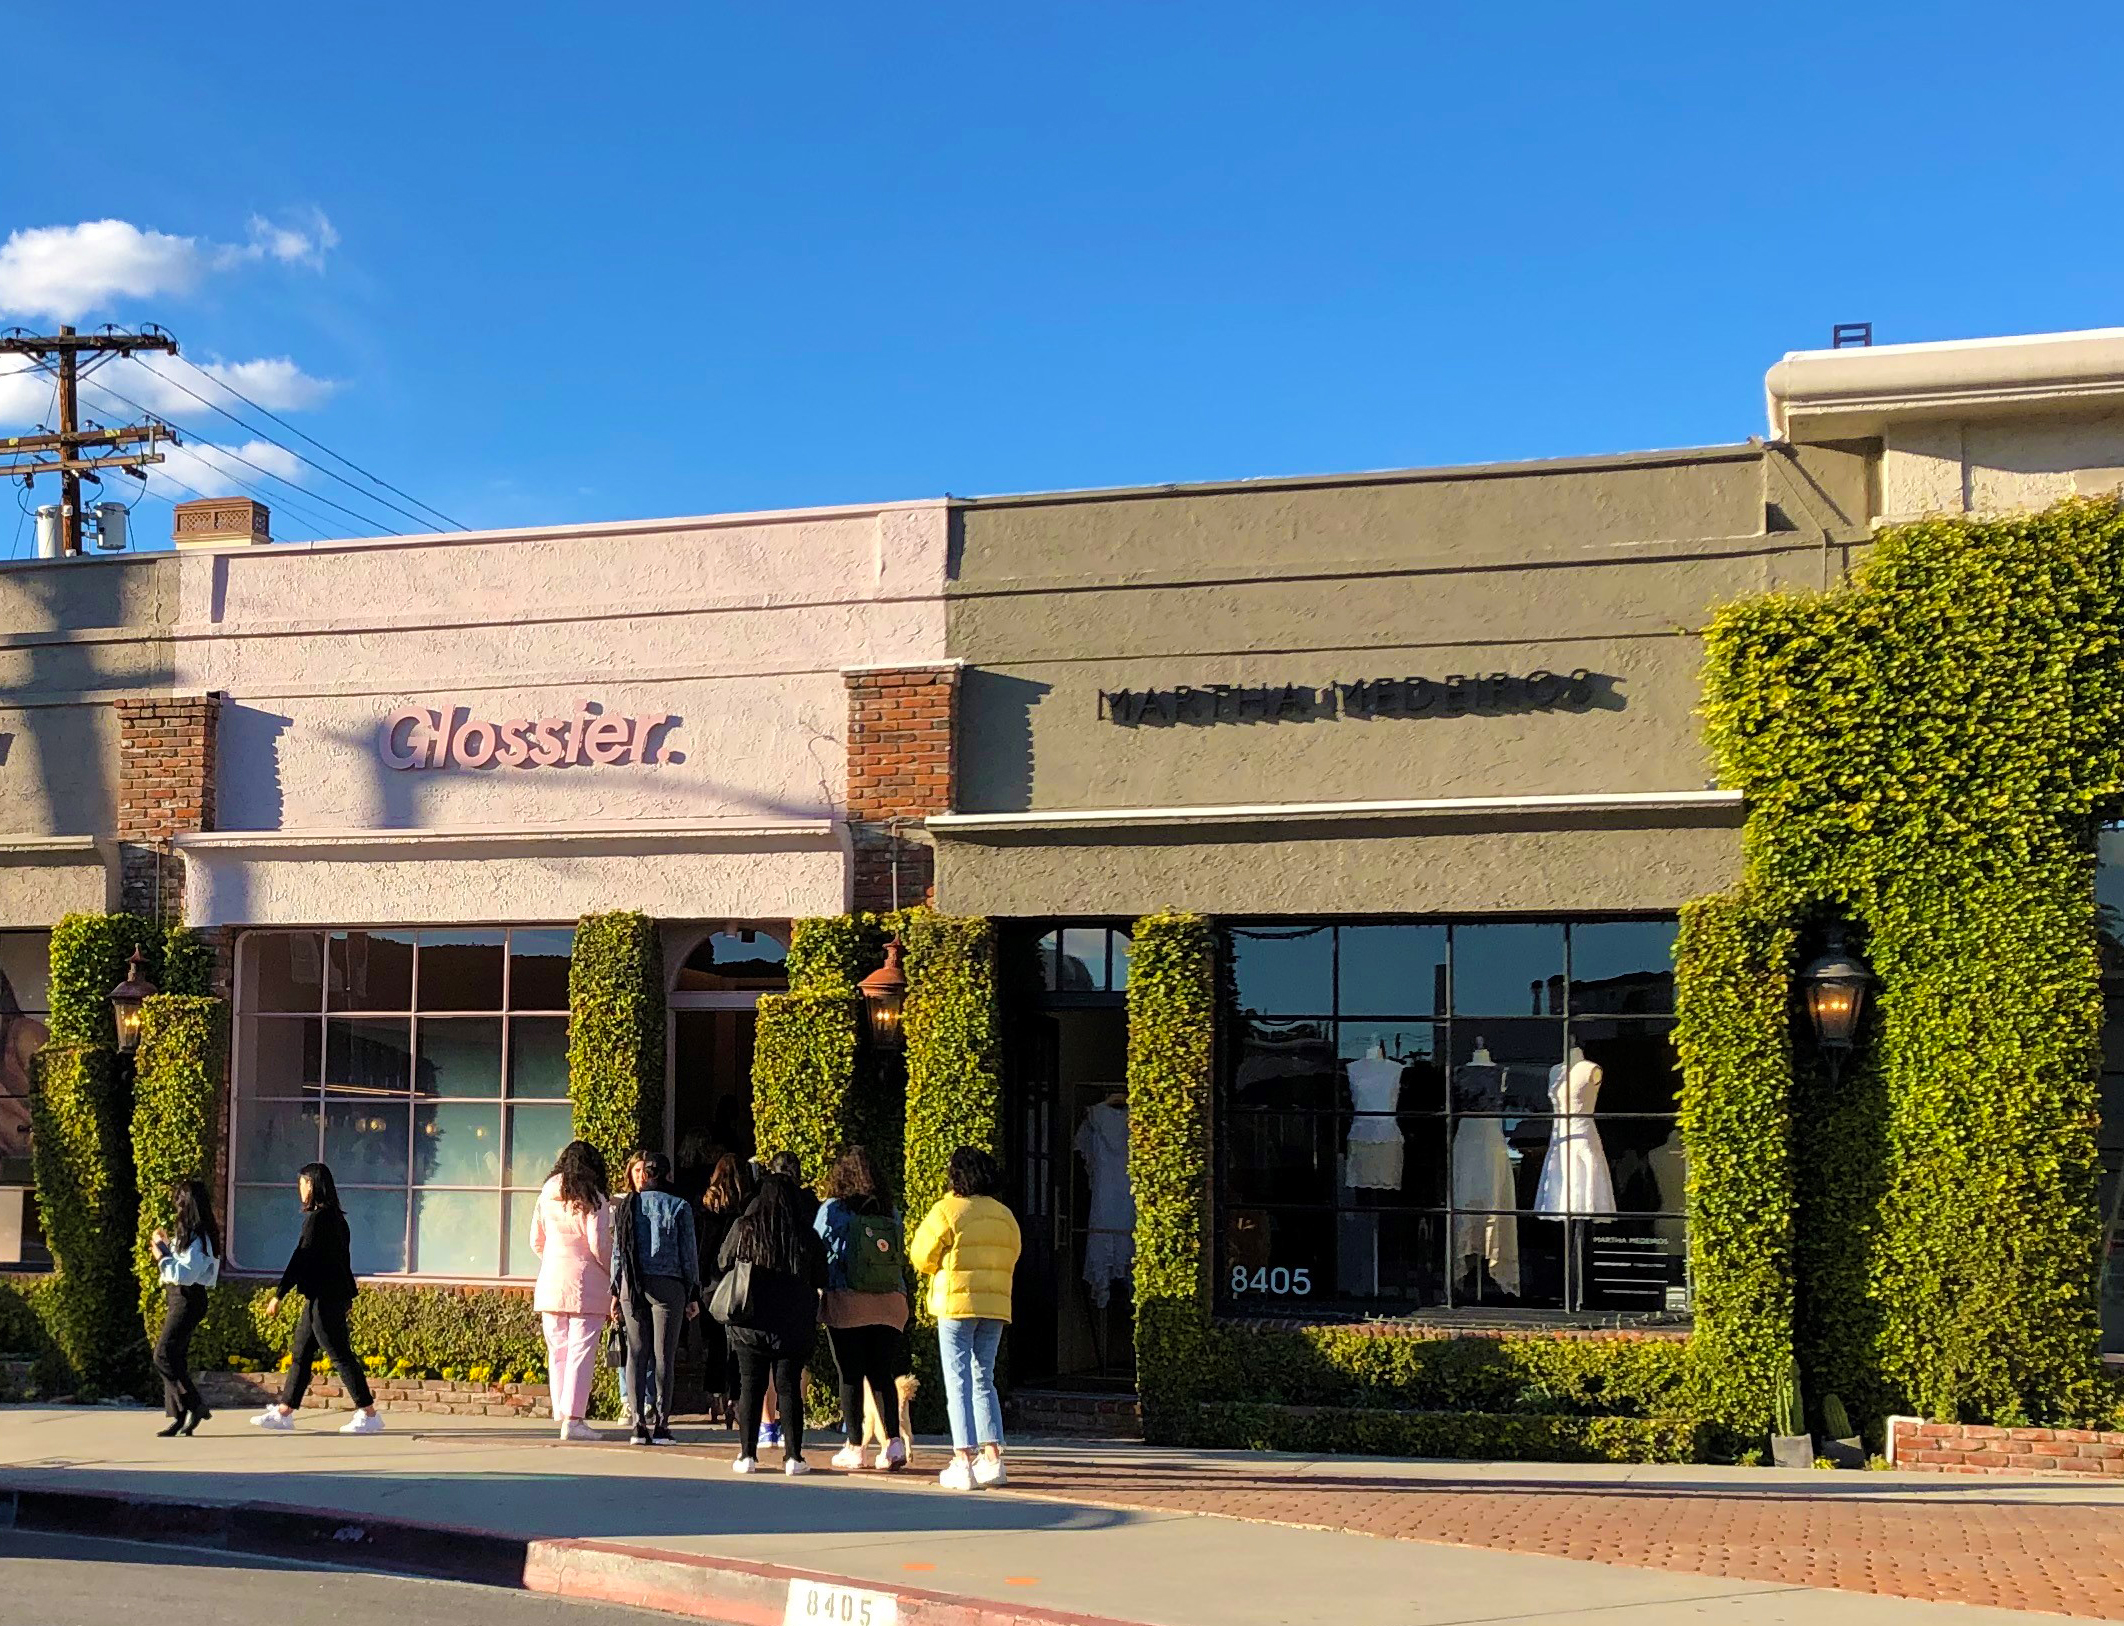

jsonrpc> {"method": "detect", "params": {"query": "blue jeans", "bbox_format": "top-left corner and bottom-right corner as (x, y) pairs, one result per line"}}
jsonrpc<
(937, 1316), (1005, 1452)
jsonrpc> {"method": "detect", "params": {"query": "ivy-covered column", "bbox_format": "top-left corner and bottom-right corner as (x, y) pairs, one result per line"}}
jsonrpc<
(29, 912), (163, 1393)
(568, 912), (666, 1178)
(1125, 910), (1217, 1442)
(752, 916), (872, 1181)
(130, 994), (229, 1344)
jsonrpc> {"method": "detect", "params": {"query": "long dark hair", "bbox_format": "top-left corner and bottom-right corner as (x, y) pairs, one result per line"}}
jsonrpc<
(298, 1162), (341, 1213)
(704, 1153), (753, 1217)
(551, 1139), (609, 1213)
(636, 1151), (672, 1193)
(728, 1173), (807, 1274)
(823, 1145), (889, 1206)
(172, 1179), (221, 1256)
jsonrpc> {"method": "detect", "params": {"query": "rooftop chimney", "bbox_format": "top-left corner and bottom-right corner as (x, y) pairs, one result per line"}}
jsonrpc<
(173, 496), (271, 549)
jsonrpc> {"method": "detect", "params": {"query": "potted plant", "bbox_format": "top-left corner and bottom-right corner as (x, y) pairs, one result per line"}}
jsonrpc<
(1769, 1357), (1814, 1469)
(1818, 1393), (1865, 1468)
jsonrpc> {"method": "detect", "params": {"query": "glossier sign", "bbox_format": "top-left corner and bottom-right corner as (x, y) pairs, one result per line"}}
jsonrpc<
(381, 701), (682, 771)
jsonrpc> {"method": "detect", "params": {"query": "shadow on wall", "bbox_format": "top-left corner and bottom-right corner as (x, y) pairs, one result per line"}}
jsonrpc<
(217, 706), (291, 832)
(956, 670), (1052, 815)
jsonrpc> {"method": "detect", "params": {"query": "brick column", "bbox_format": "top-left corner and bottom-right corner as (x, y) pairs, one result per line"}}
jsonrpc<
(115, 695), (220, 924)
(844, 663), (959, 913)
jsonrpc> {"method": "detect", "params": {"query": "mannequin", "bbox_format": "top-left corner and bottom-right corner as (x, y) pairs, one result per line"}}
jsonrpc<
(1451, 1036), (1520, 1296)
(1343, 1040), (1405, 1191)
(1076, 1090), (1135, 1308)
(1535, 1048), (1616, 1217)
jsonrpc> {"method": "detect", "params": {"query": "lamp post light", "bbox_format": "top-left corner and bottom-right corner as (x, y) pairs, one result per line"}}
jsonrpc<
(859, 936), (908, 1050)
(1798, 925), (1873, 1080)
(109, 947), (158, 1056)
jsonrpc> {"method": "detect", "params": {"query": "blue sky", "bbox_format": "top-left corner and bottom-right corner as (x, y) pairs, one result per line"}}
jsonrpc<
(0, 2), (2115, 547)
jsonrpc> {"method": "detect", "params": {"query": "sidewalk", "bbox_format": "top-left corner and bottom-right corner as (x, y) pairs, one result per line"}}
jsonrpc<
(5, 1407), (2122, 1625)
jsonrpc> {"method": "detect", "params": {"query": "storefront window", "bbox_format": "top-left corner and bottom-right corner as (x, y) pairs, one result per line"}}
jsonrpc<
(1220, 919), (1684, 1320)
(230, 926), (574, 1279)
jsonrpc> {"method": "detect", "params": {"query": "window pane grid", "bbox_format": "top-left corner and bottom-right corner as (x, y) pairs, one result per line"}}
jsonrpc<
(1220, 919), (1685, 1319)
(232, 926), (574, 1280)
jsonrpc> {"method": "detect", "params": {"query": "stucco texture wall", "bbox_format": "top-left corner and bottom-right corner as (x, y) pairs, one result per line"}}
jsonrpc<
(174, 506), (948, 840)
(947, 449), (1837, 817)
(1881, 411), (2124, 521)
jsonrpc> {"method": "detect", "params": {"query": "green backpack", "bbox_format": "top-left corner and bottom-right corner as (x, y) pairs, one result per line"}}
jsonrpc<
(846, 1207), (906, 1294)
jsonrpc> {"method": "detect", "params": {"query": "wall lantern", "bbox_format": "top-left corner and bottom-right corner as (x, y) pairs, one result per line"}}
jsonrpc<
(110, 948), (158, 1055)
(1798, 924), (1872, 1077)
(860, 937), (909, 1050)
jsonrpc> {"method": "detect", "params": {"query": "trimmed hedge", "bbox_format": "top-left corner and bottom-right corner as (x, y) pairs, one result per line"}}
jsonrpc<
(1672, 893), (1799, 1432)
(1126, 911), (1219, 1434)
(899, 910), (1002, 1231)
(1686, 497), (2124, 1428)
(1188, 1402), (1711, 1463)
(751, 991), (864, 1183)
(160, 928), (217, 999)
(48, 911), (160, 1047)
(568, 912), (666, 1178)
(130, 996), (228, 1343)
(28, 1045), (140, 1392)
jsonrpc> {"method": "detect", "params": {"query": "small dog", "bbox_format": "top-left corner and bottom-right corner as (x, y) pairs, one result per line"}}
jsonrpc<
(861, 1373), (920, 1466)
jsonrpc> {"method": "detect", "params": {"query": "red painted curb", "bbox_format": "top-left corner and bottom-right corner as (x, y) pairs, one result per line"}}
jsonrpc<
(0, 1480), (1148, 1626)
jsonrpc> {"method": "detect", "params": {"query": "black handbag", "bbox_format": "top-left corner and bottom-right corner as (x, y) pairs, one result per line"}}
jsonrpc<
(603, 1318), (627, 1370)
(708, 1261), (753, 1328)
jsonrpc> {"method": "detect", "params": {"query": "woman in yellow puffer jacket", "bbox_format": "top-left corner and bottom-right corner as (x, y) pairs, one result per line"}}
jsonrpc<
(908, 1145), (1022, 1491)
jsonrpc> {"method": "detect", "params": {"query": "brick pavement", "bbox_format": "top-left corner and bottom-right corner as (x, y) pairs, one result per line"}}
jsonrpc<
(1006, 1451), (2124, 1620)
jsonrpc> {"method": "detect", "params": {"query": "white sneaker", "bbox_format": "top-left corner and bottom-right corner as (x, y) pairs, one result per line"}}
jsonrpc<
(559, 1420), (599, 1443)
(251, 1408), (294, 1431)
(831, 1444), (867, 1471)
(973, 1455), (1007, 1488)
(938, 1459), (976, 1492)
(784, 1457), (812, 1477)
(732, 1455), (759, 1475)
(339, 1410), (385, 1435)
(878, 1436), (908, 1472)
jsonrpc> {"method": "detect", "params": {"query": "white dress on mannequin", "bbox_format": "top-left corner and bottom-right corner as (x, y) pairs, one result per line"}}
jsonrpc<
(1344, 1052), (1404, 1190)
(1535, 1056), (1616, 1217)
(1451, 1048), (1520, 1294)
(1076, 1100), (1135, 1308)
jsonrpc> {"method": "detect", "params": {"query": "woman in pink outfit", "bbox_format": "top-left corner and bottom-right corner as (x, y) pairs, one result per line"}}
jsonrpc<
(530, 1139), (613, 1441)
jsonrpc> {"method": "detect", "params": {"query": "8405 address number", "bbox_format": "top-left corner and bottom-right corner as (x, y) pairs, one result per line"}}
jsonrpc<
(1229, 1266), (1312, 1296)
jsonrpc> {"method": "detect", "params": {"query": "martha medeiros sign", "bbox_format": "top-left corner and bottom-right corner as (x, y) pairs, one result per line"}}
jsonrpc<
(382, 701), (681, 769)
(1100, 670), (1606, 727)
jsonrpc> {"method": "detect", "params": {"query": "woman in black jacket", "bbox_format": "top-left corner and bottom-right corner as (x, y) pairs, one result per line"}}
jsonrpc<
(716, 1171), (824, 1475)
(695, 1153), (754, 1426)
(253, 1163), (384, 1434)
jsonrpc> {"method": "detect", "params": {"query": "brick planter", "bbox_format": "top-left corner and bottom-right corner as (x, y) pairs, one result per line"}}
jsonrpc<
(1891, 1418), (2124, 1477)
(199, 1370), (551, 1419)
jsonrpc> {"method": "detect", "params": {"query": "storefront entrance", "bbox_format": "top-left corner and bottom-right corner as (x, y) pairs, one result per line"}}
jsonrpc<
(668, 927), (788, 1201)
(1004, 925), (1136, 1388)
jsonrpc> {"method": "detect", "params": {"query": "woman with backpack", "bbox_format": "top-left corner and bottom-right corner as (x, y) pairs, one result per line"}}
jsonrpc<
(714, 1171), (825, 1476)
(612, 1150), (701, 1446)
(909, 1145), (1021, 1491)
(814, 1146), (910, 1471)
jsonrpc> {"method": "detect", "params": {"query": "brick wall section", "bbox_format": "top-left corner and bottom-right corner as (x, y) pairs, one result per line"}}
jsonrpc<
(1892, 1418), (2124, 1477)
(114, 695), (219, 922)
(845, 664), (958, 913)
(199, 1369), (552, 1419)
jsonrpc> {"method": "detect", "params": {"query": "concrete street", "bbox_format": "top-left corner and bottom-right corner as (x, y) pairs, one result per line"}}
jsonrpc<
(0, 1529), (673, 1626)
(6, 1406), (2122, 1624)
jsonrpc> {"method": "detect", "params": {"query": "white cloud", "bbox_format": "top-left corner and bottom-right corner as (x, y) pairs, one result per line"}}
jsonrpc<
(0, 220), (203, 323)
(144, 437), (305, 502)
(80, 353), (338, 419)
(0, 211), (339, 322)
(194, 355), (337, 410)
(0, 358), (56, 427)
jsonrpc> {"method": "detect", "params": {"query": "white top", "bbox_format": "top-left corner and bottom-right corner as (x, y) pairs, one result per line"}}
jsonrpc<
(1346, 1055), (1403, 1116)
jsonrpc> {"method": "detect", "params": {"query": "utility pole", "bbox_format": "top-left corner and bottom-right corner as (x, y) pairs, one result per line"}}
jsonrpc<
(0, 324), (178, 556)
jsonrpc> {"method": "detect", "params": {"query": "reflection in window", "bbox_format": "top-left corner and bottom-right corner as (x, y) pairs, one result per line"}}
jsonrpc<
(230, 926), (574, 1278)
(0, 930), (52, 1195)
(1218, 919), (1685, 1320)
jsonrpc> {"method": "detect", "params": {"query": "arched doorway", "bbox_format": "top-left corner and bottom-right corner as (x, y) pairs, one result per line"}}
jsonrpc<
(667, 925), (789, 1203)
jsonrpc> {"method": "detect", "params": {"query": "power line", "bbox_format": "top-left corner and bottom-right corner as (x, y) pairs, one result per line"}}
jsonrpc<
(169, 353), (465, 532)
(0, 326), (176, 556)
(71, 369), (403, 539)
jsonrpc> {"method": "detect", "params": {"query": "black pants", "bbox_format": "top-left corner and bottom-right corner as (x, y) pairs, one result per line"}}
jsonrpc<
(281, 1296), (373, 1410)
(620, 1274), (688, 1429)
(733, 1341), (809, 1461)
(152, 1285), (209, 1419)
(826, 1322), (904, 1444)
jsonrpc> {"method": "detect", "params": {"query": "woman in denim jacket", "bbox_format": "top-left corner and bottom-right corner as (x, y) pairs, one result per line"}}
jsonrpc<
(147, 1179), (221, 1437)
(612, 1150), (702, 1445)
